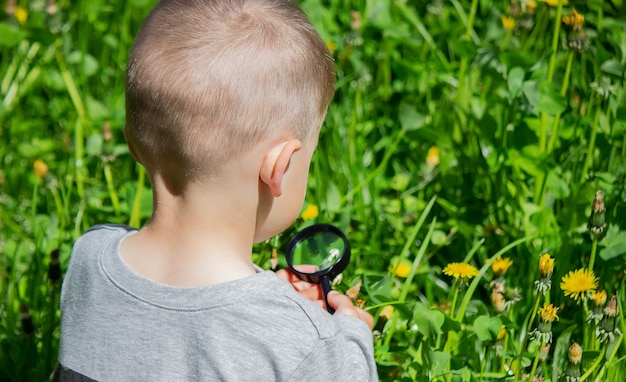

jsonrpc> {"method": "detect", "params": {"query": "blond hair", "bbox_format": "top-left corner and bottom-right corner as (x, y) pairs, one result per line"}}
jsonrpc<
(125, 0), (335, 182)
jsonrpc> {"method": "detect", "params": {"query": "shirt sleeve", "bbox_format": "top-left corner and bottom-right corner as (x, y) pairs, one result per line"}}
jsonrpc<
(287, 315), (378, 381)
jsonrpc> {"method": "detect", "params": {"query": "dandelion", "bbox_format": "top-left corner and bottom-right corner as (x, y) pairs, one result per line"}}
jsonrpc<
(20, 303), (34, 335)
(443, 262), (479, 282)
(48, 249), (62, 283)
(491, 282), (507, 313)
(587, 290), (606, 324)
(562, 342), (582, 382)
(541, 0), (568, 6)
(426, 146), (440, 167)
(326, 40), (338, 55)
(599, 294), (622, 343)
(491, 256), (513, 278)
(300, 204), (319, 220)
(538, 254), (554, 278)
(535, 253), (554, 295)
(494, 325), (507, 354)
(560, 268), (598, 301)
(390, 262), (411, 278)
(14, 5), (28, 24)
(33, 159), (49, 179)
(501, 15), (515, 30)
(588, 190), (605, 238)
(346, 279), (362, 300)
(530, 303), (559, 343)
(562, 9), (584, 30)
(525, 0), (537, 12)
(380, 305), (394, 321)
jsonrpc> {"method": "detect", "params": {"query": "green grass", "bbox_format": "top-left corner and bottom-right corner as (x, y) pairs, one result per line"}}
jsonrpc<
(1, 0), (625, 380)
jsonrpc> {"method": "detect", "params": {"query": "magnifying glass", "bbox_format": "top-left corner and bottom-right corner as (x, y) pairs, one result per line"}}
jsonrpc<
(285, 223), (350, 314)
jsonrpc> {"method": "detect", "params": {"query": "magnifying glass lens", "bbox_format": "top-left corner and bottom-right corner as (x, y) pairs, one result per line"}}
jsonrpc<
(290, 231), (346, 273)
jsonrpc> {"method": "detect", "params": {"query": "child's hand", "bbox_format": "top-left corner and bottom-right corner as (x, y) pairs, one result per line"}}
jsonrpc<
(275, 268), (324, 307)
(327, 291), (374, 330)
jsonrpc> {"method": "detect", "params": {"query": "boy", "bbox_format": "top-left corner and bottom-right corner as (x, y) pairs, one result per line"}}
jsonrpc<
(56, 0), (377, 380)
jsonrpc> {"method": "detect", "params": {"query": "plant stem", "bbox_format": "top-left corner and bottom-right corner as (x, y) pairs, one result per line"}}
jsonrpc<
(513, 293), (541, 382)
(580, 106), (601, 184)
(589, 237), (598, 272)
(528, 339), (544, 382)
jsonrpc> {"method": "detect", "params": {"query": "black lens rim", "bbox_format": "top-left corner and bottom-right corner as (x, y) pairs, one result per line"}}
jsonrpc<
(285, 223), (351, 284)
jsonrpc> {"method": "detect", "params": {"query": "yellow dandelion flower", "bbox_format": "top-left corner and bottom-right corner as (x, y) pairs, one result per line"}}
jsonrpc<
(496, 325), (507, 341)
(379, 305), (394, 320)
(538, 253), (554, 278)
(526, 0), (537, 11)
(15, 6), (28, 25)
(389, 262), (411, 278)
(591, 290), (607, 307)
(491, 256), (513, 277)
(501, 15), (515, 30)
(538, 303), (559, 323)
(541, 0), (568, 6)
(560, 268), (598, 301)
(443, 262), (479, 281)
(562, 9), (584, 28)
(33, 159), (49, 179)
(426, 146), (440, 167)
(326, 40), (338, 55)
(300, 204), (318, 220)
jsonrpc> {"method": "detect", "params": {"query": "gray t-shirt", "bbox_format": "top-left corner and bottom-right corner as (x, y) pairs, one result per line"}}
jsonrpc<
(58, 225), (377, 381)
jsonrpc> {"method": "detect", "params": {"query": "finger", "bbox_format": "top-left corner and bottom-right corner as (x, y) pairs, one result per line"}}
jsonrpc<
(355, 307), (374, 330)
(297, 284), (323, 301)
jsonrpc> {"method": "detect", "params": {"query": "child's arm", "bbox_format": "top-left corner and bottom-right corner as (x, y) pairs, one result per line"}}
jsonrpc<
(276, 269), (374, 329)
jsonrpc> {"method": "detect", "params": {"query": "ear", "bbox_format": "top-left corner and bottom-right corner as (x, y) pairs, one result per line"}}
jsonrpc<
(124, 128), (142, 164)
(259, 139), (302, 198)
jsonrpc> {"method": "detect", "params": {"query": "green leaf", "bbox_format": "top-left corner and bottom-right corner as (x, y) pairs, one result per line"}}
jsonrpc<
(473, 315), (503, 341)
(507, 67), (525, 99)
(599, 225), (626, 261)
(413, 304), (445, 339)
(0, 22), (27, 47)
(398, 102), (426, 131)
(325, 182), (342, 212)
(546, 169), (570, 199)
(537, 81), (567, 115)
(424, 349), (450, 377)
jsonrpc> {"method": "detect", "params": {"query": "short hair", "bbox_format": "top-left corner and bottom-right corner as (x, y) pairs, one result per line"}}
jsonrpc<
(125, 0), (335, 182)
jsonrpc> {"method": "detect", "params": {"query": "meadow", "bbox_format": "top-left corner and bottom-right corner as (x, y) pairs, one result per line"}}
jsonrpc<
(1, 0), (625, 380)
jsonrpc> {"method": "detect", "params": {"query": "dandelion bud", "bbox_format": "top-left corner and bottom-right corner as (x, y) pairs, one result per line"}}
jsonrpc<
(535, 254), (554, 295)
(103, 121), (113, 141)
(568, 342), (582, 365)
(587, 290), (606, 324)
(491, 282), (506, 313)
(561, 341), (583, 382)
(48, 248), (62, 283)
(379, 305), (394, 321)
(5, 0), (16, 15)
(20, 303), (35, 335)
(599, 294), (622, 343)
(350, 11), (361, 31)
(588, 190), (606, 238)
(46, 0), (58, 15)
(33, 159), (49, 179)
(346, 279), (362, 300)
(270, 248), (278, 271)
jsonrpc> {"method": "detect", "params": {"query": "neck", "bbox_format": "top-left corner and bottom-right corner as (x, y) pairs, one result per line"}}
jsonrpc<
(121, 166), (262, 287)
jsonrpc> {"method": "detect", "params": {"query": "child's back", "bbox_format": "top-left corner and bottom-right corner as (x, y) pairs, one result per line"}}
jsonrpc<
(56, 0), (377, 380)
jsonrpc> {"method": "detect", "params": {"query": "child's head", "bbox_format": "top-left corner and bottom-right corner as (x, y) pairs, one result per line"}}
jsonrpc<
(125, 0), (335, 186)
